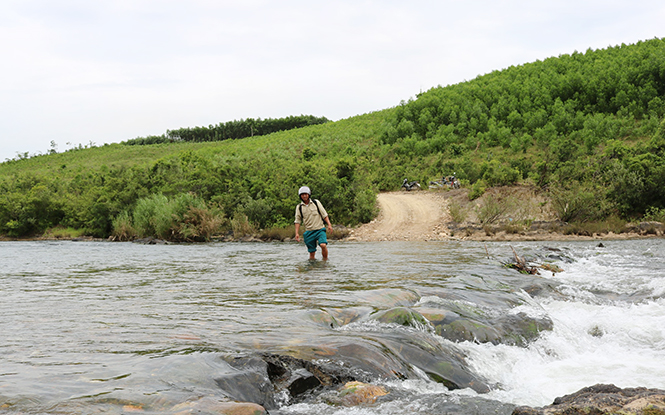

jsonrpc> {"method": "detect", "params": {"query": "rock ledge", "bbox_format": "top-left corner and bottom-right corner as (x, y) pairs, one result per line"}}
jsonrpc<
(513, 384), (665, 415)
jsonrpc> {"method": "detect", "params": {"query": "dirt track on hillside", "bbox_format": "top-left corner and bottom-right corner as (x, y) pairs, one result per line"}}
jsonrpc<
(343, 187), (656, 242)
(346, 192), (451, 241)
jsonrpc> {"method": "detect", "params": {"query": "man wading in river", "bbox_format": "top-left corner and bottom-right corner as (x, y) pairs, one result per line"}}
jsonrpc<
(294, 186), (333, 260)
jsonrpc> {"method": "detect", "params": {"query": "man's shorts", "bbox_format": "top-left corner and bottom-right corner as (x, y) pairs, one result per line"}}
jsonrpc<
(303, 228), (327, 253)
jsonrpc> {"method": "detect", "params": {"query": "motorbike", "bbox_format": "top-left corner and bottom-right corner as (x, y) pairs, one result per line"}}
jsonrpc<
(401, 178), (421, 191)
(428, 173), (460, 189)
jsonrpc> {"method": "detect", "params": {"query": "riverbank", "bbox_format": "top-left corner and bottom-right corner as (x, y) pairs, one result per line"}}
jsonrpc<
(2, 222), (662, 244)
(1, 187), (664, 243)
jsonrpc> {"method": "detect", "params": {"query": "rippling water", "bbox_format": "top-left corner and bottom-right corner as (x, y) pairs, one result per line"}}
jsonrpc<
(1, 239), (664, 414)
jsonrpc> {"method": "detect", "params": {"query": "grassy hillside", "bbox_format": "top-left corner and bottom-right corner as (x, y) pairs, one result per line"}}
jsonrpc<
(2, 38), (665, 240)
(0, 112), (386, 238)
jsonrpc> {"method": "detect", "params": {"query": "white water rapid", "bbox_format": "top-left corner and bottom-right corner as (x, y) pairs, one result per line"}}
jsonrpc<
(462, 241), (665, 407)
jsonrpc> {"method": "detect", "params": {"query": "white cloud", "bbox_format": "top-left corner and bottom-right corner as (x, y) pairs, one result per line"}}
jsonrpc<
(1, 0), (664, 160)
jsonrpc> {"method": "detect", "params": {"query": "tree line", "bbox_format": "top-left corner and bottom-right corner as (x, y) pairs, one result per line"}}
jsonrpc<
(123, 114), (330, 145)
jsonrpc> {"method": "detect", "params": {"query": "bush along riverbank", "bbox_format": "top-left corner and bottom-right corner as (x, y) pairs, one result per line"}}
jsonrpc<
(2, 185), (664, 243)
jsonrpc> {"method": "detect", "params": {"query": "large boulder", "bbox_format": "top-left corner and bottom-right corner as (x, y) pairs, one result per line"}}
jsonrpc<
(436, 318), (502, 344)
(217, 333), (491, 410)
(303, 306), (372, 329)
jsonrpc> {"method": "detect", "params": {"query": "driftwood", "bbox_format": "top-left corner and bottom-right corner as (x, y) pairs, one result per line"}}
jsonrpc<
(539, 263), (564, 274)
(505, 246), (540, 275)
(494, 246), (564, 276)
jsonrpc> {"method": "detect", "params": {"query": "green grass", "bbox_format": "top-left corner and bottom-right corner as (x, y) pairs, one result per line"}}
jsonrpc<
(0, 111), (386, 179)
(41, 226), (87, 239)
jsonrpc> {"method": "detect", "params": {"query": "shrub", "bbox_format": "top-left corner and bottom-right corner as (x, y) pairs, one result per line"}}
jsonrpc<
(353, 189), (378, 223)
(481, 160), (521, 187)
(42, 226), (86, 239)
(0, 184), (65, 237)
(448, 200), (467, 223)
(124, 193), (224, 241)
(238, 198), (273, 229)
(177, 206), (226, 241)
(231, 212), (256, 238)
(259, 225), (295, 241)
(475, 193), (514, 225)
(133, 194), (172, 239)
(643, 206), (665, 222)
(549, 184), (609, 223)
(468, 180), (486, 200)
(562, 216), (626, 236)
(111, 211), (137, 241)
(501, 223), (525, 234)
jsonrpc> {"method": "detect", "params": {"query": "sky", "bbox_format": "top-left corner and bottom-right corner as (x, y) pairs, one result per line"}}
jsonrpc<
(1, 1), (664, 162)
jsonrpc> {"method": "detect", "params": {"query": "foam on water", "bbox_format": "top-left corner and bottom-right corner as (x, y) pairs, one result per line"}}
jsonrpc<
(459, 297), (665, 407)
(459, 241), (665, 407)
(555, 243), (665, 298)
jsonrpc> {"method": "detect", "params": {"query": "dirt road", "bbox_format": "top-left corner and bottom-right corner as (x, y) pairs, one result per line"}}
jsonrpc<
(346, 192), (450, 241)
(344, 186), (647, 242)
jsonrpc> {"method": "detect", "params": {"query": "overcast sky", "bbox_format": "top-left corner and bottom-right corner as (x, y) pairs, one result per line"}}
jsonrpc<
(1, 1), (664, 162)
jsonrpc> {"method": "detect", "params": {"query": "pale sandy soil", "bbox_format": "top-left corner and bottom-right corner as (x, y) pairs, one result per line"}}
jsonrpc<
(345, 192), (449, 241)
(345, 187), (661, 242)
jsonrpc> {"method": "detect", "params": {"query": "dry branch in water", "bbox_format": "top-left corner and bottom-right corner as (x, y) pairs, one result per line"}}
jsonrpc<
(505, 246), (540, 275)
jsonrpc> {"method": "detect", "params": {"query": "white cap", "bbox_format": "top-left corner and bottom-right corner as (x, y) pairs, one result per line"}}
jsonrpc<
(298, 186), (311, 196)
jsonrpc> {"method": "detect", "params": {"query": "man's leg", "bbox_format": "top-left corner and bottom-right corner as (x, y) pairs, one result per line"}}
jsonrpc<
(318, 228), (329, 260)
(304, 230), (317, 260)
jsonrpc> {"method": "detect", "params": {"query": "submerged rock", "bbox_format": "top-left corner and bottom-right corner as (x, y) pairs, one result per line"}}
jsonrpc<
(325, 306), (372, 326)
(327, 381), (388, 406)
(304, 307), (372, 328)
(415, 296), (553, 346)
(371, 307), (430, 328)
(304, 309), (340, 329)
(275, 340), (408, 382)
(378, 335), (490, 393)
(350, 288), (420, 308)
(285, 368), (321, 396)
(512, 384), (665, 415)
(214, 357), (274, 408)
(493, 312), (554, 346)
(436, 318), (502, 344)
(171, 397), (267, 415)
(219, 353), (357, 409)
(520, 278), (565, 298)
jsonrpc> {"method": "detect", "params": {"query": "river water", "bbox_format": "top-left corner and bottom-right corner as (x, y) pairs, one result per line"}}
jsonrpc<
(1, 239), (664, 414)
